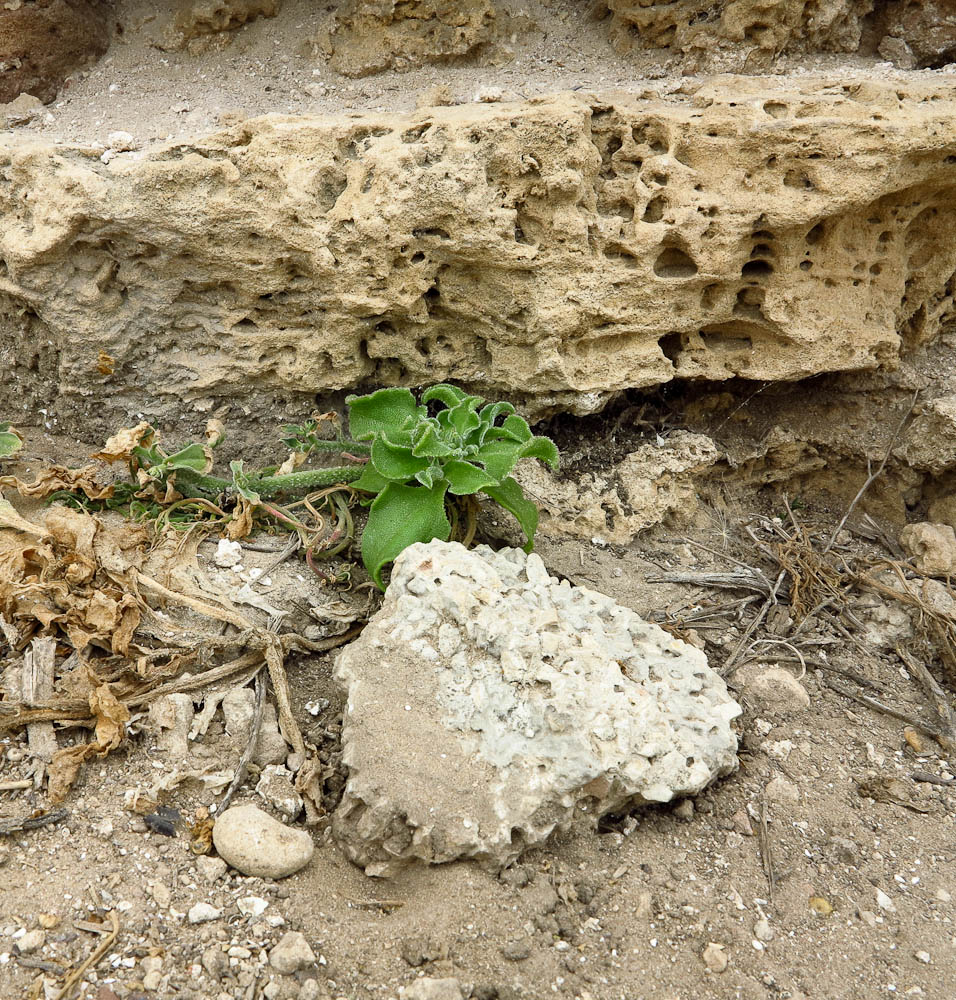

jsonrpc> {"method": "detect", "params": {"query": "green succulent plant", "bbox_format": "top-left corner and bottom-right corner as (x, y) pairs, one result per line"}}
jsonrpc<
(345, 384), (559, 588)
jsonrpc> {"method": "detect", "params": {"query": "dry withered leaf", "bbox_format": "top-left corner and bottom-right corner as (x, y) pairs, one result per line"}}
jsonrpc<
(225, 496), (256, 540)
(92, 421), (155, 464)
(0, 465), (114, 501)
(96, 351), (115, 376)
(48, 682), (130, 803)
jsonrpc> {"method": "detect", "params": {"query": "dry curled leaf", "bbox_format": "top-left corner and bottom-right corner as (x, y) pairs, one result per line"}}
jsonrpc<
(48, 682), (130, 802)
(92, 421), (156, 464)
(96, 351), (115, 376)
(0, 465), (114, 500)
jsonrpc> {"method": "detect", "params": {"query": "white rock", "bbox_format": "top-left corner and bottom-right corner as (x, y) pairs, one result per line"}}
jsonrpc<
(213, 805), (313, 879)
(701, 942), (728, 973)
(733, 665), (810, 714)
(875, 888), (896, 912)
(915, 950), (931, 964)
(214, 538), (243, 568)
(256, 766), (303, 820)
(17, 929), (45, 954)
(107, 130), (137, 152)
(401, 978), (464, 1000)
(195, 855), (227, 883)
(333, 541), (740, 874)
(900, 522), (956, 576)
(269, 931), (316, 975)
(237, 896), (269, 917)
(187, 903), (221, 924)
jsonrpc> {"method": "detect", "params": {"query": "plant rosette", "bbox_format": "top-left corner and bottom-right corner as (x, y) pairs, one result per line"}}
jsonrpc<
(344, 384), (559, 588)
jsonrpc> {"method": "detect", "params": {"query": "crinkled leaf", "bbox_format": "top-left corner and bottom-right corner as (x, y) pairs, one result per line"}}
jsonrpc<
(484, 412), (533, 443)
(0, 423), (22, 459)
(229, 460), (261, 504)
(421, 383), (471, 408)
(346, 387), (422, 442)
(518, 435), (560, 470)
(444, 459), (499, 495)
(352, 462), (389, 495)
(474, 439), (523, 481)
(92, 421), (156, 463)
(448, 398), (482, 439)
(478, 401), (515, 429)
(0, 465), (114, 501)
(361, 482), (450, 589)
(411, 418), (455, 458)
(415, 464), (443, 489)
(482, 476), (539, 552)
(371, 436), (429, 482)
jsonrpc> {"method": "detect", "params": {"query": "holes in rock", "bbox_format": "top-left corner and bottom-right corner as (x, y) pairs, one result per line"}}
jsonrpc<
(234, 318), (258, 331)
(784, 170), (813, 189)
(733, 287), (765, 321)
(870, 263), (882, 275)
(750, 243), (775, 259)
(763, 102), (788, 118)
(878, 230), (892, 243)
(642, 197), (665, 223)
(799, 260), (812, 271)
(401, 123), (431, 144)
(658, 332), (683, 362)
(741, 260), (774, 278)
(410, 252), (426, 264)
(650, 172), (669, 186)
(606, 247), (639, 269)
(412, 227), (450, 240)
(631, 123), (667, 153)
(700, 283), (721, 310)
(601, 201), (634, 222)
(766, 155), (778, 168)
(654, 247), (698, 279)
(806, 222), (826, 245)
(699, 323), (754, 352)
(744, 23), (771, 44)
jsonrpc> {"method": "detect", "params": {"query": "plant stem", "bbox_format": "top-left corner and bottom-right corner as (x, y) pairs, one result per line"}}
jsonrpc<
(176, 465), (364, 498)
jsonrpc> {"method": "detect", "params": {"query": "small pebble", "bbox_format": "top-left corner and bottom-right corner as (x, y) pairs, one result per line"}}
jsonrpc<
(673, 799), (694, 821)
(500, 937), (532, 961)
(195, 856), (228, 883)
(269, 931), (316, 975)
(17, 929), (45, 954)
(754, 917), (773, 941)
(876, 888), (896, 912)
(914, 950), (931, 964)
(702, 941), (728, 973)
(187, 902), (222, 924)
(402, 977), (464, 1000)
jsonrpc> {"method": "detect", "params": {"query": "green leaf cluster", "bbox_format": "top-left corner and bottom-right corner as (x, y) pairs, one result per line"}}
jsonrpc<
(0, 422), (23, 460)
(344, 385), (559, 588)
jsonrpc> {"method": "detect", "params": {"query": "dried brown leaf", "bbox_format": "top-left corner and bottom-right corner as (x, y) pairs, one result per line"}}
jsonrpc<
(0, 465), (114, 500)
(92, 422), (155, 464)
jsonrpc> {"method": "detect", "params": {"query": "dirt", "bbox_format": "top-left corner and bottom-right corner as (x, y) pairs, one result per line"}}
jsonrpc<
(2, 3), (956, 999)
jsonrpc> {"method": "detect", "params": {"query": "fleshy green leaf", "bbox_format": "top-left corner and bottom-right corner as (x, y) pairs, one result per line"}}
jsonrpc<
(163, 442), (210, 473)
(482, 476), (539, 552)
(421, 383), (471, 408)
(448, 399), (482, 439)
(474, 439), (523, 481)
(346, 388), (423, 442)
(484, 413), (533, 443)
(518, 435), (560, 470)
(478, 401), (515, 429)
(444, 459), (499, 495)
(371, 436), (429, 482)
(229, 460), (261, 504)
(0, 423), (22, 459)
(361, 482), (450, 589)
(352, 463), (389, 495)
(414, 464), (442, 488)
(411, 419), (455, 458)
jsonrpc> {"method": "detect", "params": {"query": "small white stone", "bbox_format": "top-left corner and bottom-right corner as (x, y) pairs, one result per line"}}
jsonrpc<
(237, 896), (269, 917)
(214, 539), (243, 568)
(269, 931), (316, 975)
(875, 889), (896, 912)
(187, 903), (221, 924)
(914, 950), (931, 964)
(17, 929), (45, 954)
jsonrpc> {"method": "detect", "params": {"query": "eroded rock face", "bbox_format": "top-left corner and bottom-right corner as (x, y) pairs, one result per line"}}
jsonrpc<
(328, 0), (497, 77)
(1, 80), (955, 433)
(156, 0), (282, 52)
(0, 0), (112, 104)
(871, 0), (956, 68)
(332, 541), (740, 875)
(605, 0), (872, 68)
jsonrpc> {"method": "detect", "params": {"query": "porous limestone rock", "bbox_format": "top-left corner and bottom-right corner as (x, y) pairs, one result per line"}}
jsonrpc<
(327, 0), (497, 77)
(899, 395), (956, 474)
(154, 0), (282, 53)
(514, 431), (720, 543)
(604, 0), (872, 69)
(870, 0), (956, 69)
(2, 80), (956, 434)
(332, 541), (740, 875)
(900, 522), (956, 576)
(0, 0), (112, 104)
